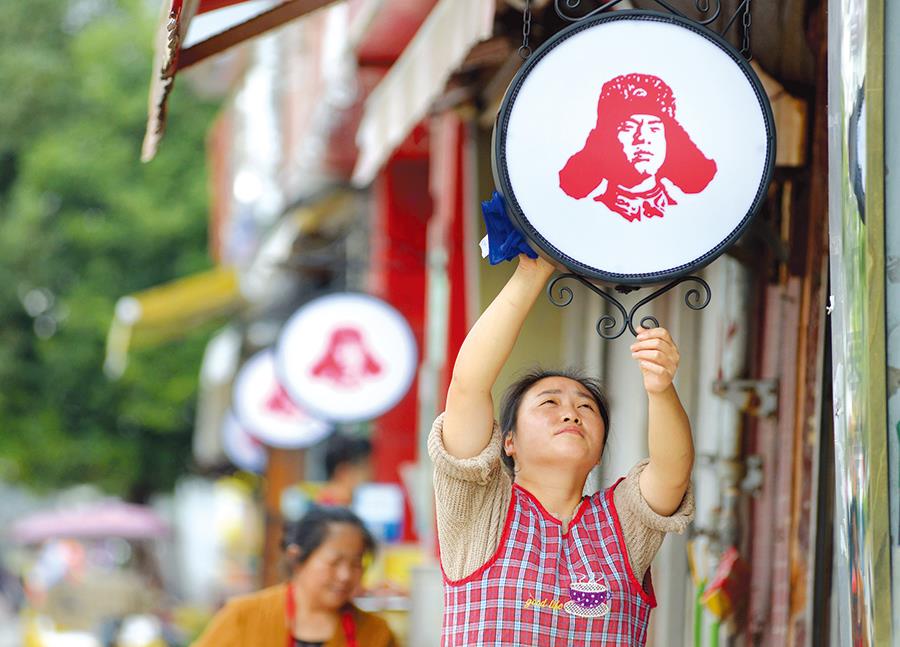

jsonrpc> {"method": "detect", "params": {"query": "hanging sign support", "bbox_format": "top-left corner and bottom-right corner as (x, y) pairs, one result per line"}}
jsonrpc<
(547, 273), (711, 339)
(554, 0), (754, 61)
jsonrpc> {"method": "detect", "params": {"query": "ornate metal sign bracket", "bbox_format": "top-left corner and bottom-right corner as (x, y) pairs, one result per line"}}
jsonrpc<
(547, 273), (711, 339)
(554, 0), (754, 58)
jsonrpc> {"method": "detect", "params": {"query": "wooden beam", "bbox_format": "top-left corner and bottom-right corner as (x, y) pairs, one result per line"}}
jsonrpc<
(752, 62), (809, 168)
(177, 0), (338, 71)
(458, 36), (513, 73)
(197, 0), (253, 15)
(478, 52), (523, 128)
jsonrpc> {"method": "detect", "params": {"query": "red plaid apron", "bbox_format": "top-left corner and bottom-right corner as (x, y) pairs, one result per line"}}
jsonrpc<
(441, 480), (655, 646)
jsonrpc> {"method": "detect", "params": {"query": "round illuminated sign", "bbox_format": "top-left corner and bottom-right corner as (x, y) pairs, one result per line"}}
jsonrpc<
(232, 349), (332, 448)
(276, 293), (418, 423)
(493, 11), (775, 285)
(221, 412), (267, 474)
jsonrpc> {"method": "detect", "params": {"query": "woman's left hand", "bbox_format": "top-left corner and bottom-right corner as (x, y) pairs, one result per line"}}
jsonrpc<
(630, 326), (680, 394)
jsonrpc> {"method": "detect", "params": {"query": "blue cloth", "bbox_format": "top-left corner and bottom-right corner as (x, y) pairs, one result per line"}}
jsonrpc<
(480, 191), (537, 264)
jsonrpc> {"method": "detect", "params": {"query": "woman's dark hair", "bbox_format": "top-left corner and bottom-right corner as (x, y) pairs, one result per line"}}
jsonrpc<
(499, 368), (610, 477)
(324, 433), (372, 480)
(281, 506), (376, 573)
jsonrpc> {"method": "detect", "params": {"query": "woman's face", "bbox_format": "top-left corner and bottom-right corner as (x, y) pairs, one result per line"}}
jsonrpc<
(616, 113), (666, 179)
(504, 376), (606, 476)
(292, 523), (367, 611)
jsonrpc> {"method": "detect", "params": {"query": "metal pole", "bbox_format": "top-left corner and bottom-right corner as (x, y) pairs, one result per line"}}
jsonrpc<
(826, 0), (893, 643)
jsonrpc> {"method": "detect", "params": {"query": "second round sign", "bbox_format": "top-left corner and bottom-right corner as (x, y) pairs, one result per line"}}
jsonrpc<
(276, 293), (418, 423)
(232, 349), (332, 449)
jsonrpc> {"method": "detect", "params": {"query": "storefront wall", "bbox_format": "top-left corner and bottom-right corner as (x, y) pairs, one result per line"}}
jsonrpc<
(377, 1), (899, 644)
(209, 2), (899, 644)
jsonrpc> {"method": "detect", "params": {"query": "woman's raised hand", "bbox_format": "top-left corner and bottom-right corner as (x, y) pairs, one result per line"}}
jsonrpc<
(443, 254), (556, 459)
(630, 326), (680, 394)
(515, 254), (556, 280)
(635, 325), (693, 517)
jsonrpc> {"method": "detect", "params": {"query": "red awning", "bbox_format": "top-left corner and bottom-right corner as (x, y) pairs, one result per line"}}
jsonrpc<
(142, 0), (340, 162)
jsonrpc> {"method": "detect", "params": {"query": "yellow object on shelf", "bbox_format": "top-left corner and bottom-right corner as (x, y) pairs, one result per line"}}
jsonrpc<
(701, 546), (750, 621)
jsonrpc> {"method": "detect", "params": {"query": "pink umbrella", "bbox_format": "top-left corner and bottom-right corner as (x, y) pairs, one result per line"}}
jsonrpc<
(8, 501), (169, 544)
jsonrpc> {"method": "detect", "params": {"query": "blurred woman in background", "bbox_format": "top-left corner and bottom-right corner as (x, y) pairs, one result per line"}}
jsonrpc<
(193, 506), (395, 647)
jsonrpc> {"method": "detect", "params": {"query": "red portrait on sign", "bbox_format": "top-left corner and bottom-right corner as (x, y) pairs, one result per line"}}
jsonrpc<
(310, 327), (383, 388)
(559, 73), (718, 222)
(264, 384), (301, 417)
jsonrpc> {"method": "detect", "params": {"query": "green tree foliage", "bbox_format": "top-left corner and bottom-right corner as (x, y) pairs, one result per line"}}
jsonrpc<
(0, 0), (220, 498)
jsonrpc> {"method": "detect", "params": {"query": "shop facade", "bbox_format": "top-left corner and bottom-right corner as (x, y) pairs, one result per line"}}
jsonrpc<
(116, 0), (898, 644)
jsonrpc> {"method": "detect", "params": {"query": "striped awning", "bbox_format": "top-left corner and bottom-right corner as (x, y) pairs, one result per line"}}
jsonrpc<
(351, 0), (496, 185)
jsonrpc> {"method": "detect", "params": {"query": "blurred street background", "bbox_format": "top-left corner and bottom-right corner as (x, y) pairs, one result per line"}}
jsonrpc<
(1, 1), (899, 646)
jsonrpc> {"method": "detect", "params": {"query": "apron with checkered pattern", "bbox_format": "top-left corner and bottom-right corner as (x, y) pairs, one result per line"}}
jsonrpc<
(441, 479), (655, 646)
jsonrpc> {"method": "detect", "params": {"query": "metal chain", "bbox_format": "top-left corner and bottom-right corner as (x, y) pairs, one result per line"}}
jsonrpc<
(740, 0), (753, 60)
(518, 0), (533, 59)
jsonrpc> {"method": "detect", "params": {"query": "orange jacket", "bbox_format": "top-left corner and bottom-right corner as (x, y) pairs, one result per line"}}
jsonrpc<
(192, 584), (396, 647)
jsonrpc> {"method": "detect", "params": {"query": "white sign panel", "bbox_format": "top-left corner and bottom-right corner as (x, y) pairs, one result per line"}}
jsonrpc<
(276, 293), (418, 423)
(493, 11), (775, 284)
(232, 349), (332, 449)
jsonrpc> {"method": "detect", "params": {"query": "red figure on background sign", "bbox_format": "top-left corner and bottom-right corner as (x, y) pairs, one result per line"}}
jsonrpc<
(311, 327), (383, 388)
(265, 384), (301, 417)
(559, 73), (718, 222)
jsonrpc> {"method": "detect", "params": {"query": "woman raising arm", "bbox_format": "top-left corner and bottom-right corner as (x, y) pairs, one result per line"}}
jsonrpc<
(431, 254), (694, 646)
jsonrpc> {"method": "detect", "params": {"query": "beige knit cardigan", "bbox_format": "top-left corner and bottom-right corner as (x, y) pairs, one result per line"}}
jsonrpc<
(428, 414), (695, 584)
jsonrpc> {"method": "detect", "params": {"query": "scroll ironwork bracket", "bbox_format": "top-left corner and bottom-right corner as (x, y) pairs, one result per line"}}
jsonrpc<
(546, 273), (711, 339)
(554, 0), (752, 44)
